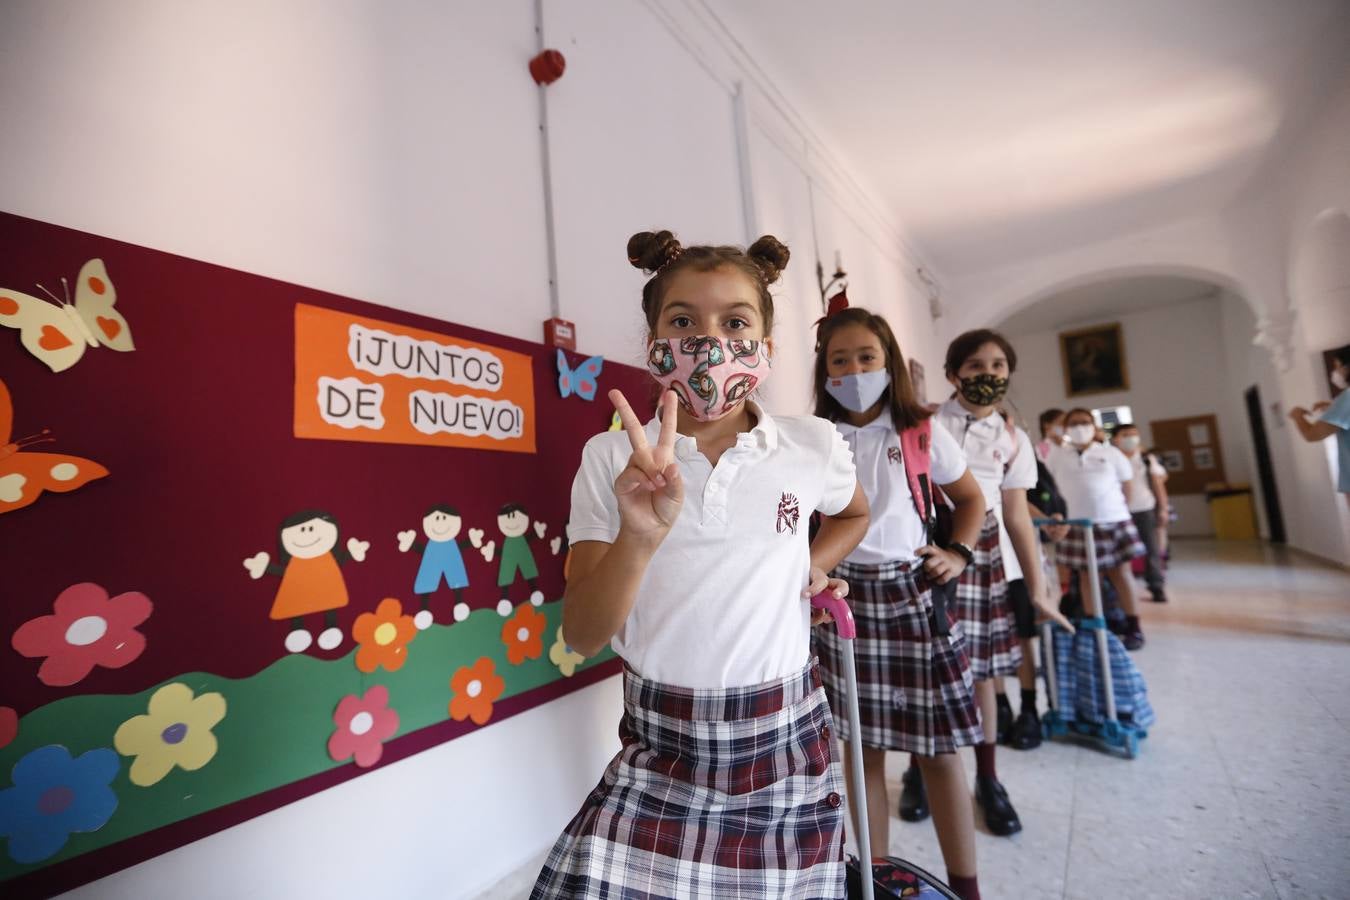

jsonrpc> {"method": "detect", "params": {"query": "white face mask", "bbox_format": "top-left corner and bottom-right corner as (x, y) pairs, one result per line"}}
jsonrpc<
(1049, 425), (1065, 439)
(1067, 424), (1096, 446)
(1333, 368), (1348, 390)
(1118, 435), (1141, 452)
(825, 370), (891, 413)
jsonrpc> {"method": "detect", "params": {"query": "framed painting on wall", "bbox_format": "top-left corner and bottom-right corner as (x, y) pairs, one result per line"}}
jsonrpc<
(1059, 322), (1128, 396)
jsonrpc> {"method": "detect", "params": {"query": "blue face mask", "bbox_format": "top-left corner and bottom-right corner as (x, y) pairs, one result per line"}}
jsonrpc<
(824, 370), (891, 413)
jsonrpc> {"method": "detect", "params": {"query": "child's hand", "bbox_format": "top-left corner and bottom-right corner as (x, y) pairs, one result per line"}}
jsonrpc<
(803, 567), (848, 625)
(397, 530), (416, 552)
(347, 538), (370, 562)
(1043, 514), (1069, 543)
(611, 389), (683, 543)
(469, 528), (485, 548)
(1030, 578), (1075, 633)
(916, 545), (966, 584)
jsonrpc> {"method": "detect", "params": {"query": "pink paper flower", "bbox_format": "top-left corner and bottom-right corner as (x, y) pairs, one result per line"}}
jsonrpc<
(327, 685), (399, 768)
(12, 583), (152, 687)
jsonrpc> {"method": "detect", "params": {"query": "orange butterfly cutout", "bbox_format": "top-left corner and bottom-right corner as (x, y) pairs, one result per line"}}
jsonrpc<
(0, 259), (134, 373)
(0, 378), (109, 516)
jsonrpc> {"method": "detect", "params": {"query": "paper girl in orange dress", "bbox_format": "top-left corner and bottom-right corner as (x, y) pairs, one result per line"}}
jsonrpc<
(243, 510), (369, 653)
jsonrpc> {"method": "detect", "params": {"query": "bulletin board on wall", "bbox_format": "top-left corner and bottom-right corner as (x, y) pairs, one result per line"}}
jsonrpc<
(0, 211), (645, 896)
(1149, 413), (1226, 495)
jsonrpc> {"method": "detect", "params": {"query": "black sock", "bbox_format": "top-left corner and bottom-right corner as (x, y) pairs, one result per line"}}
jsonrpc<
(1021, 689), (1038, 716)
(996, 692), (1012, 712)
(1126, 614), (1140, 631)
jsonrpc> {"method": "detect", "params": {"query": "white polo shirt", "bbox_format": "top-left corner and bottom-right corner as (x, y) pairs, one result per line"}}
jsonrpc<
(1124, 451), (1166, 513)
(1046, 442), (1133, 524)
(934, 400), (1038, 581)
(567, 402), (857, 688)
(835, 411), (967, 565)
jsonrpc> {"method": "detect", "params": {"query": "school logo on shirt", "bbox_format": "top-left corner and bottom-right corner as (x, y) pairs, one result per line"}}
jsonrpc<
(887, 447), (902, 465)
(776, 492), (800, 535)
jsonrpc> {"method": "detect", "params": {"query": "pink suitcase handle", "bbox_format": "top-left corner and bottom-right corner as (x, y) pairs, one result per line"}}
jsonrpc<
(811, 590), (856, 639)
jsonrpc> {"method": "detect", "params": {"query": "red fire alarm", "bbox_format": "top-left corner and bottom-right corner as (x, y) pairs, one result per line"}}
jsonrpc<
(529, 49), (566, 86)
(544, 317), (577, 351)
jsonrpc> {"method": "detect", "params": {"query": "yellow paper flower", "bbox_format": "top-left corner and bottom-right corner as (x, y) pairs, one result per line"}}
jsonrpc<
(548, 626), (585, 677)
(114, 683), (227, 786)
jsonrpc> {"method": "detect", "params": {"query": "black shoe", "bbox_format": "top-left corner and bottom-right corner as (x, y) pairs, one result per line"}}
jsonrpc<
(974, 775), (1022, 836)
(898, 765), (929, 822)
(995, 695), (1014, 745)
(1150, 591), (1168, 603)
(1123, 627), (1145, 651)
(1008, 707), (1042, 750)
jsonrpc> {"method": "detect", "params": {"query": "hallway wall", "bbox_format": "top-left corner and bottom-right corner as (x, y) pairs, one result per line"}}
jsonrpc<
(0, 1), (939, 896)
(1003, 293), (1259, 537)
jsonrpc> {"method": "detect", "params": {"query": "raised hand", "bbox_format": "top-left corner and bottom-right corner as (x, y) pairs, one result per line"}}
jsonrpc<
(610, 388), (683, 543)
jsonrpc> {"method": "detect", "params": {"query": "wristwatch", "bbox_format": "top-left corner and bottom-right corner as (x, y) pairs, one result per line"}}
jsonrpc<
(949, 542), (975, 565)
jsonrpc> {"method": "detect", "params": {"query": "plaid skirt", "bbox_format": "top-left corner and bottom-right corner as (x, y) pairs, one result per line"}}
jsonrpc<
(814, 560), (983, 756)
(954, 510), (1022, 680)
(1058, 519), (1146, 571)
(532, 660), (845, 900)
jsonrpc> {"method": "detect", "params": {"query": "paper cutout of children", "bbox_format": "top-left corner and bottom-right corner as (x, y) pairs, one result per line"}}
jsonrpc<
(397, 504), (484, 628)
(485, 504), (558, 616)
(243, 510), (368, 653)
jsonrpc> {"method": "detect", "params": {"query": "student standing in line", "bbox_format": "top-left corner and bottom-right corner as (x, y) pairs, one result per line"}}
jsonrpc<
(812, 302), (988, 900)
(533, 230), (869, 900)
(1036, 408), (1065, 461)
(1046, 408), (1147, 650)
(1112, 423), (1169, 603)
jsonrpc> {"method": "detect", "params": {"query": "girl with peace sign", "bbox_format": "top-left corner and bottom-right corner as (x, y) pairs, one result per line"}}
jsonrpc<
(532, 231), (869, 900)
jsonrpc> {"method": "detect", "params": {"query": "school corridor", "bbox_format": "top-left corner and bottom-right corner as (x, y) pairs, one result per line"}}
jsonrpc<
(481, 540), (1350, 899)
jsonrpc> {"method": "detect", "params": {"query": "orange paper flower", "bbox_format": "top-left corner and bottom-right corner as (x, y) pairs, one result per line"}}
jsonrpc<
(353, 598), (417, 673)
(449, 657), (504, 725)
(501, 603), (545, 665)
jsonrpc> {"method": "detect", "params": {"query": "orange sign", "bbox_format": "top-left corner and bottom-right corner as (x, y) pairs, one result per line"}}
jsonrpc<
(293, 303), (536, 453)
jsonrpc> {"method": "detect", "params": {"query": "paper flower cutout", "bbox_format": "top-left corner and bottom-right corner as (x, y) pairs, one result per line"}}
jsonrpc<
(113, 683), (226, 787)
(449, 657), (504, 726)
(549, 627), (585, 677)
(0, 745), (119, 863)
(11, 582), (151, 687)
(328, 685), (400, 768)
(501, 603), (545, 666)
(0, 708), (16, 750)
(353, 598), (417, 673)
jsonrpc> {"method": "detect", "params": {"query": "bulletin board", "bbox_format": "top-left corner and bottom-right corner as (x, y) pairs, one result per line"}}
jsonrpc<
(1149, 413), (1226, 495)
(0, 210), (644, 896)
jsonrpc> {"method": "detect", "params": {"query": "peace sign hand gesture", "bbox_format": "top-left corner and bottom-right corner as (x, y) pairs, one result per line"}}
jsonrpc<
(610, 388), (683, 544)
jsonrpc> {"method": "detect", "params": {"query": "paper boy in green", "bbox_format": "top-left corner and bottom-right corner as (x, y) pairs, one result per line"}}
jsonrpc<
(489, 503), (548, 616)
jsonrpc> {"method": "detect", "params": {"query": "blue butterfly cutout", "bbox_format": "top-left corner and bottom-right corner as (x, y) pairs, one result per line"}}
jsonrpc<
(557, 349), (604, 401)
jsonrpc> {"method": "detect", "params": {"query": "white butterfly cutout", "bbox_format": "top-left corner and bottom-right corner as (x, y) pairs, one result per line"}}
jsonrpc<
(0, 259), (135, 373)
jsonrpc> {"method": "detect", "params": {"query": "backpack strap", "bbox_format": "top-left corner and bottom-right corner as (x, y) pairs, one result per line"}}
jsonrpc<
(898, 418), (934, 526)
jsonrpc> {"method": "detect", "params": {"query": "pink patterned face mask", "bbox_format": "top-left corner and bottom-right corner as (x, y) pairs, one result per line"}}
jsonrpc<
(646, 336), (772, 421)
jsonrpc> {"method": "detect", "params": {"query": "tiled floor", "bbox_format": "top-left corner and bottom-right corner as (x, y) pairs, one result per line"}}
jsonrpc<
(479, 540), (1350, 899)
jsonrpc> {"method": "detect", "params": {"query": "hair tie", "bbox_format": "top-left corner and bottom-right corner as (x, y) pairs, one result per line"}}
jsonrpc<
(813, 288), (850, 328)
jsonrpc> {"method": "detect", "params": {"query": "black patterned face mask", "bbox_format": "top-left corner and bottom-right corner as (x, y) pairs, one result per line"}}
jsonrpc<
(957, 373), (1009, 406)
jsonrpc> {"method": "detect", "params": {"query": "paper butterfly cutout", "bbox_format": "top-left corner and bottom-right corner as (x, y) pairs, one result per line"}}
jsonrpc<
(0, 259), (135, 373)
(0, 377), (109, 516)
(557, 349), (603, 401)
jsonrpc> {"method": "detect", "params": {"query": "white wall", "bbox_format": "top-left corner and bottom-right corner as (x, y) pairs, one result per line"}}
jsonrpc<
(1003, 293), (1260, 537)
(0, 1), (937, 897)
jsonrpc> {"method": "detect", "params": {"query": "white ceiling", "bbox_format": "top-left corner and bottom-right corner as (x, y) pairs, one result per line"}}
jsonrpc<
(714, 0), (1350, 276)
(995, 274), (1218, 335)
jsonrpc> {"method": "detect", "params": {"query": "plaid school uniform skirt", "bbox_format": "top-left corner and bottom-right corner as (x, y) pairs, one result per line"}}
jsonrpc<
(815, 560), (983, 757)
(1058, 519), (1146, 571)
(954, 510), (1022, 680)
(532, 660), (845, 900)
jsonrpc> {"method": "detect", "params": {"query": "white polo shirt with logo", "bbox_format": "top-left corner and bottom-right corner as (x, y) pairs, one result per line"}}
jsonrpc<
(1046, 441), (1133, 524)
(567, 402), (857, 688)
(834, 410), (967, 565)
(934, 399), (1038, 581)
(1124, 450), (1166, 514)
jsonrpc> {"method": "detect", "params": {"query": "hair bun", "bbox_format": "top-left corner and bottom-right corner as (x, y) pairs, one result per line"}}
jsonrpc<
(746, 235), (790, 285)
(627, 230), (683, 274)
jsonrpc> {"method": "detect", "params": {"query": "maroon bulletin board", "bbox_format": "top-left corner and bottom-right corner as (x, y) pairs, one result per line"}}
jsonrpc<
(0, 210), (644, 895)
